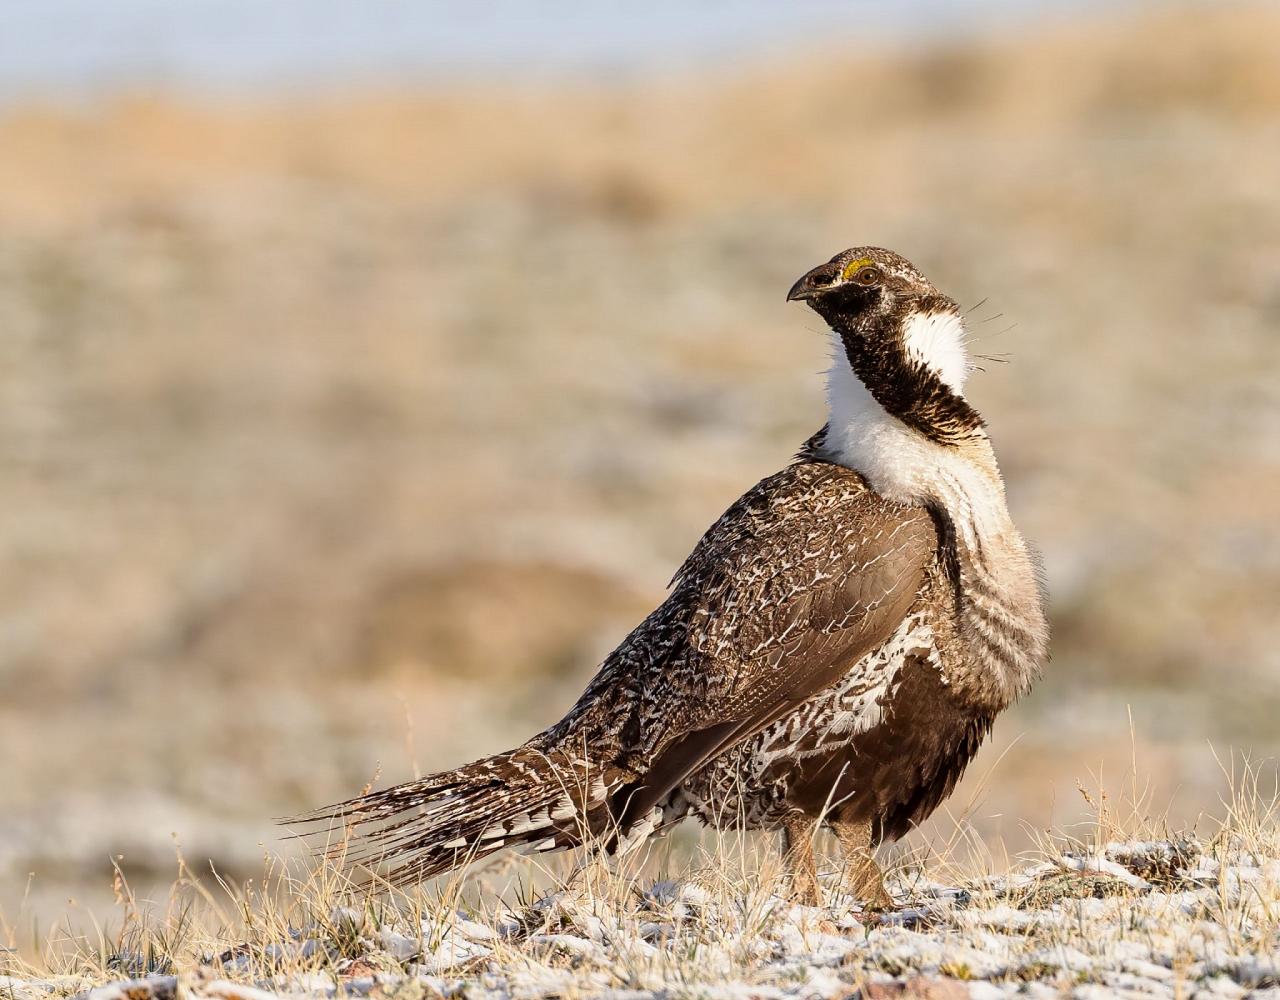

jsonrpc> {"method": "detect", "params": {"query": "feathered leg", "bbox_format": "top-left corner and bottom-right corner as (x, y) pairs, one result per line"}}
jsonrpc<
(832, 815), (892, 911)
(780, 812), (821, 905)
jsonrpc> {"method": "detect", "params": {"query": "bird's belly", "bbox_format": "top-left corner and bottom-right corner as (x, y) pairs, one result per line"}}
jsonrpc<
(670, 608), (981, 832)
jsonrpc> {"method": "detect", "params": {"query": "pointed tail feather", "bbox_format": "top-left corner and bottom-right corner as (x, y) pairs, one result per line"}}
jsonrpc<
(284, 743), (623, 885)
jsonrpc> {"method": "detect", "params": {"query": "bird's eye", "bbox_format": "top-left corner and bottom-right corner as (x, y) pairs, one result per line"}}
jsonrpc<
(856, 266), (882, 286)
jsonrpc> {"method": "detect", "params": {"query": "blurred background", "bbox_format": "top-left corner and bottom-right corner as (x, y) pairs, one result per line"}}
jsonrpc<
(2, 0), (1279, 931)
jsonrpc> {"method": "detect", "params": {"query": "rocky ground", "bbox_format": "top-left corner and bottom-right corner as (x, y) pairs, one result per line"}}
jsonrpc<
(3, 837), (1279, 1000)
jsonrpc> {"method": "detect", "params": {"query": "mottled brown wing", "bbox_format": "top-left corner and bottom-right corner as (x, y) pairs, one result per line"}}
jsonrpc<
(614, 459), (938, 830)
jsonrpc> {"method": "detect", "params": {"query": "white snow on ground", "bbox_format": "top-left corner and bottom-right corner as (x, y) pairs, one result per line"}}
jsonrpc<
(3, 840), (1280, 999)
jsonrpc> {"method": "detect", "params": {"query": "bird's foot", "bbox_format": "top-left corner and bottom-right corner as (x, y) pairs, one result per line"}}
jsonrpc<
(785, 870), (822, 908)
(841, 866), (895, 915)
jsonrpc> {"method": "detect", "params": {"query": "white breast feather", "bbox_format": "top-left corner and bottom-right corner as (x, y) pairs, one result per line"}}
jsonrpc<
(823, 327), (1007, 547)
(821, 315), (1045, 703)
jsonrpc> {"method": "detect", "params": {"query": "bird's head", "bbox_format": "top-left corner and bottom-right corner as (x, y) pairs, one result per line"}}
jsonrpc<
(788, 246), (980, 444)
(786, 246), (938, 309)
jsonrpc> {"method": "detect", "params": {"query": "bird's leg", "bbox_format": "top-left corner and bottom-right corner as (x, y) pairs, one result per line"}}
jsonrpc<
(780, 812), (821, 906)
(832, 814), (893, 912)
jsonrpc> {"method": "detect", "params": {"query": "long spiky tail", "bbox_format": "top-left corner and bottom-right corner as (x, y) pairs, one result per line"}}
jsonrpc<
(284, 743), (626, 886)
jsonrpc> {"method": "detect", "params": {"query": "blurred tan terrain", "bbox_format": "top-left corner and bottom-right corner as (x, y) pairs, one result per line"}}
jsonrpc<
(2, 5), (1279, 927)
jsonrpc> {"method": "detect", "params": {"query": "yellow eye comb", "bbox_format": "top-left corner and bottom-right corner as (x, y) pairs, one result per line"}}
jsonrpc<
(840, 257), (874, 281)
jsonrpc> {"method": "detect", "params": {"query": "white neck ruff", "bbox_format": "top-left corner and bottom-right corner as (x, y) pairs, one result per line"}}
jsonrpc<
(822, 325), (1008, 550)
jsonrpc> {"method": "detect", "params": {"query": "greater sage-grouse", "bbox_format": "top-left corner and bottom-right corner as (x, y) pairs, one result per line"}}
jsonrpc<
(295, 247), (1049, 907)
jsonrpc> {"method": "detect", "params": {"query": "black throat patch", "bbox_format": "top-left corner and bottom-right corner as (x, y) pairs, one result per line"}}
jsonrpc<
(816, 292), (984, 446)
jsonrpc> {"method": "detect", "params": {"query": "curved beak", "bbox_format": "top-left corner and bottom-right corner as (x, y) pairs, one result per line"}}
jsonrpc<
(786, 261), (842, 302)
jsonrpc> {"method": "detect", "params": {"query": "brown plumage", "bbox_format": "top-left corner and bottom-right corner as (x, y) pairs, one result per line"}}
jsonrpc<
(291, 246), (1050, 907)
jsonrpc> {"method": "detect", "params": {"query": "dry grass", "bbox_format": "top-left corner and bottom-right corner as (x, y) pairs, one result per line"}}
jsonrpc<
(2, 756), (1278, 998)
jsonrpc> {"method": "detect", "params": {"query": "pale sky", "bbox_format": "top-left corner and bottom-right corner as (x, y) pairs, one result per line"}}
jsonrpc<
(0, 0), (1127, 99)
